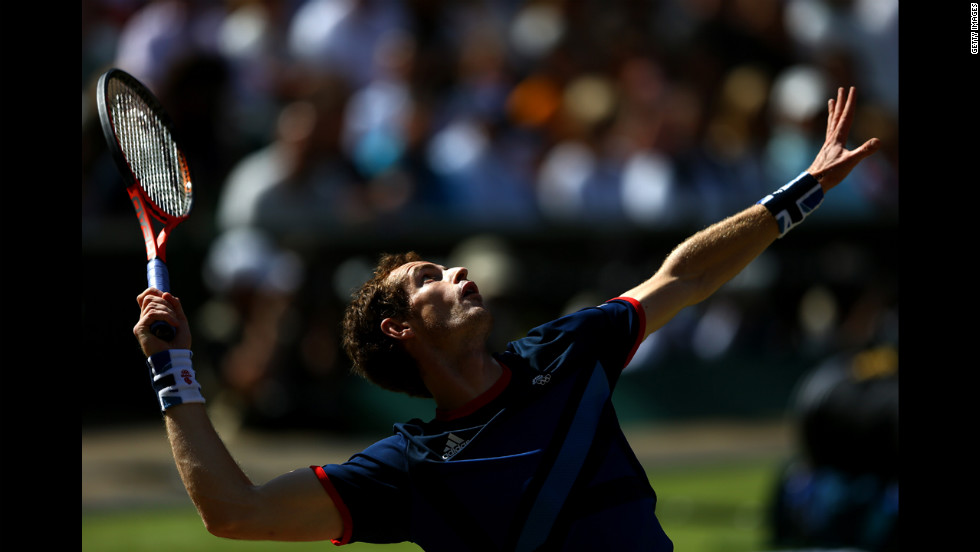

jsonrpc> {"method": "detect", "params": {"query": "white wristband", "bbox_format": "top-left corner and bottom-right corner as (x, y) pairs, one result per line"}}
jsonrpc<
(147, 349), (205, 412)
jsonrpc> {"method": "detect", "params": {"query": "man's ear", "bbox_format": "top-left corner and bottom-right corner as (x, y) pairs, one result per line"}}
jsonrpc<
(381, 318), (414, 340)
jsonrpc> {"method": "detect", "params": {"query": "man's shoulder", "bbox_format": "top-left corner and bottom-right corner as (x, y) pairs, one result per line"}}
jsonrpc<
(502, 298), (642, 368)
(527, 298), (639, 336)
(352, 430), (414, 465)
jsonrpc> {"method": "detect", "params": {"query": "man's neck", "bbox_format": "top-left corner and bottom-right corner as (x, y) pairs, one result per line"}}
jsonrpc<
(420, 351), (503, 412)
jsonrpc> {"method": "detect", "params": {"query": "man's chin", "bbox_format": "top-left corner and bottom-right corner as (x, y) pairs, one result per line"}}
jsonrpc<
(469, 305), (493, 330)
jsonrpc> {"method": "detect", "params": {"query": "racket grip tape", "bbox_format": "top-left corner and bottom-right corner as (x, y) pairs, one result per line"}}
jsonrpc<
(146, 258), (177, 341)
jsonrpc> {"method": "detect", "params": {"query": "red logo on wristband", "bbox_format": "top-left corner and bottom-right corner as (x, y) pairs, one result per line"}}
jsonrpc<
(180, 369), (194, 385)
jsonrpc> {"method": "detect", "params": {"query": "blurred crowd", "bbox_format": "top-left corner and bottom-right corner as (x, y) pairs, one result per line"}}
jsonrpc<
(82, 0), (898, 431)
(82, 0), (898, 232)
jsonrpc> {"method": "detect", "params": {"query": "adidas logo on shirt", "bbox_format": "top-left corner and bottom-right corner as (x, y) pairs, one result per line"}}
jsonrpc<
(442, 433), (469, 460)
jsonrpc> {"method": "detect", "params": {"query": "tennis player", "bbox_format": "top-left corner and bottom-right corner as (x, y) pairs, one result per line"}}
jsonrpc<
(134, 86), (879, 550)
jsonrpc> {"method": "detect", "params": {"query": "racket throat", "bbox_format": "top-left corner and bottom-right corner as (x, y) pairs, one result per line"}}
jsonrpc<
(128, 189), (168, 262)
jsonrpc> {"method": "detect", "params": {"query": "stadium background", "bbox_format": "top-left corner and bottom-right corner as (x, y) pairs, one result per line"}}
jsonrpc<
(81, 0), (898, 438)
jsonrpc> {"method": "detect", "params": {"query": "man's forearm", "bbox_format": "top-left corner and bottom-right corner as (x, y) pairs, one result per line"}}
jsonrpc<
(163, 403), (344, 541)
(624, 204), (778, 337)
(660, 203), (778, 303)
(164, 403), (257, 534)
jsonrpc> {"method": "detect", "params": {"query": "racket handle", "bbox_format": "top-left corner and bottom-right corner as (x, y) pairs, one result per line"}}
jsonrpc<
(147, 259), (176, 341)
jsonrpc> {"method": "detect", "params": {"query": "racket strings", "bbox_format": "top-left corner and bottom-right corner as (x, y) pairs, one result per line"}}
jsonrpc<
(108, 81), (193, 218)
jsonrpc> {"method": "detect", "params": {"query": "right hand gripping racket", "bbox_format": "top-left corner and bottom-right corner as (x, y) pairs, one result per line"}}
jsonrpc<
(96, 68), (194, 341)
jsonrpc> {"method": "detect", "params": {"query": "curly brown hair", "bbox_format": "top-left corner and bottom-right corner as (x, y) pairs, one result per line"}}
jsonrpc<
(341, 251), (432, 398)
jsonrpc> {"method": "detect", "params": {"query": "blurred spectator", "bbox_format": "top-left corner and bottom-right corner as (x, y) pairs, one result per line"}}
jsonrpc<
(338, 29), (437, 221)
(198, 226), (352, 432)
(216, 0), (306, 152)
(199, 227), (306, 431)
(112, 0), (226, 91)
(784, 0), (898, 112)
(341, 30), (415, 180)
(425, 113), (541, 228)
(769, 345), (899, 551)
(214, 72), (370, 239)
(287, 0), (409, 89)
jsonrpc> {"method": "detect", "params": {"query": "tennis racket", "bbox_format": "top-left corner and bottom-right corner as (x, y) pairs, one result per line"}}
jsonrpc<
(96, 68), (194, 341)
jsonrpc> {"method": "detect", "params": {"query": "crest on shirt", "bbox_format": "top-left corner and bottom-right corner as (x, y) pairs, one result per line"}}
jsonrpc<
(532, 373), (552, 386)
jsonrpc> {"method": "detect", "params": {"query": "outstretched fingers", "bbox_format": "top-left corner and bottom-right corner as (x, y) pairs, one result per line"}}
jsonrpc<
(826, 87), (855, 146)
(826, 97), (836, 141)
(806, 86), (880, 190)
(837, 86), (857, 144)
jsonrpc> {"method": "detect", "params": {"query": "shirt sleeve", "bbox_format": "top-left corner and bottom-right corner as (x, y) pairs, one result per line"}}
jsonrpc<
(314, 435), (413, 545)
(606, 297), (646, 367)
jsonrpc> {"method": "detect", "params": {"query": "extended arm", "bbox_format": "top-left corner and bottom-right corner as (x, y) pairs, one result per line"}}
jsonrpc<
(134, 289), (343, 541)
(623, 86), (880, 340)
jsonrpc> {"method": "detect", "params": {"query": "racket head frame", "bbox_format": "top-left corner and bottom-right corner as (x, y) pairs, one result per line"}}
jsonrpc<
(96, 68), (193, 264)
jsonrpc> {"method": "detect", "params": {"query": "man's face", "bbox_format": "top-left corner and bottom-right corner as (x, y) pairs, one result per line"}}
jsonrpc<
(388, 260), (492, 343)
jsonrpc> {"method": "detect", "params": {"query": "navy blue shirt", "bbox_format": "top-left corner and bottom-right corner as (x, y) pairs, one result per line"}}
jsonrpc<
(313, 298), (673, 550)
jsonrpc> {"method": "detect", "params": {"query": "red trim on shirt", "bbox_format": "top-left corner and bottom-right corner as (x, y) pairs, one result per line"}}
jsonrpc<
(310, 465), (353, 546)
(435, 364), (512, 421)
(607, 297), (646, 368)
